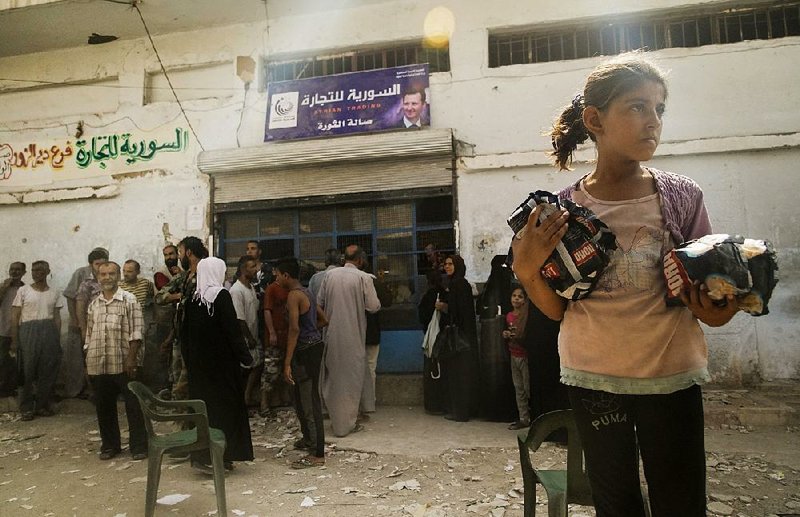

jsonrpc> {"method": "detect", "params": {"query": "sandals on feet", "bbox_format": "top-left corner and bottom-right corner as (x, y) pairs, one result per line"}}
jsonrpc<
(291, 456), (325, 469)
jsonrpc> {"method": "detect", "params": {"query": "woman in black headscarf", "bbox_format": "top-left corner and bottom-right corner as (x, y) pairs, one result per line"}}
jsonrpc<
(435, 254), (478, 422)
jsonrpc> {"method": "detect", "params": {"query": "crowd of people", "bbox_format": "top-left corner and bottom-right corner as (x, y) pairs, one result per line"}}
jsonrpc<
(0, 238), (392, 472)
(0, 52), (743, 516)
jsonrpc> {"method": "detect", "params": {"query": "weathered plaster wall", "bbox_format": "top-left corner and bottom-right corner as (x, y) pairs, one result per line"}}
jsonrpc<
(0, 0), (798, 382)
(0, 23), (262, 275)
(1, 170), (208, 292)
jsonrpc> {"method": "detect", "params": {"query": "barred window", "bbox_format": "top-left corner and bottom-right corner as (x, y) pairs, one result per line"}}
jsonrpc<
(489, 2), (800, 66)
(220, 196), (455, 330)
(268, 43), (450, 82)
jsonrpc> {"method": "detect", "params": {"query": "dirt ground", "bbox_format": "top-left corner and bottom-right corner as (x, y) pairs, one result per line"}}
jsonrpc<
(1, 400), (799, 517)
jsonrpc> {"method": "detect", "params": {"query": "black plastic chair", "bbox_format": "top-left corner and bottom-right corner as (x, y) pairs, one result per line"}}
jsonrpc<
(127, 381), (227, 517)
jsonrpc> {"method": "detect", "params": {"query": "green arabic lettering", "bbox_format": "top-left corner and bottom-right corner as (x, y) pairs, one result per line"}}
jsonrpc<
(74, 140), (92, 168)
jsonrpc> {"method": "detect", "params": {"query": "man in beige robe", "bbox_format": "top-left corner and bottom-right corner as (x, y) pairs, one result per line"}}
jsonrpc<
(317, 245), (380, 437)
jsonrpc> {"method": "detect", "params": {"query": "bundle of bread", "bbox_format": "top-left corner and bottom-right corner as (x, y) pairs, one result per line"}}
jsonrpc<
(506, 190), (617, 300)
(663, 234), (778, 316)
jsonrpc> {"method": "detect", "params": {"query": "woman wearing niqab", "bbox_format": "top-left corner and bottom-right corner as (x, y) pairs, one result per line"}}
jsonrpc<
(181, 257), (254, 467)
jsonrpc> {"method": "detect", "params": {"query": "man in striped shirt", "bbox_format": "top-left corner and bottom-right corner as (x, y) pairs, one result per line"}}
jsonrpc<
(120, 260), (155, 306)
(120, 259), (165, 389)
(85, 261), (147, 461)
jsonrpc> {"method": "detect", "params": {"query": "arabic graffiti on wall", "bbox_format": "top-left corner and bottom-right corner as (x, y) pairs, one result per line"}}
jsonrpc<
(0, 142), (74, 178)
(0, 128), (190, 184)
(74, 128), (189, 170)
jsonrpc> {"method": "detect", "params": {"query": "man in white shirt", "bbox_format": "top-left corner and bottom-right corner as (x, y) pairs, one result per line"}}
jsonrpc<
(11, 261), (63, 420)
(229, 255), (261, 406)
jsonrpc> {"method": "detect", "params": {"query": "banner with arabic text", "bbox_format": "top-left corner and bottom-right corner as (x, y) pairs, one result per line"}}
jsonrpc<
(265, 64), (430, 141)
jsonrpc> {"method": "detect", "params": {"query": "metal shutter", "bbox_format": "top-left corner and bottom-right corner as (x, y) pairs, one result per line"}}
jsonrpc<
(198, 129), (453, 205)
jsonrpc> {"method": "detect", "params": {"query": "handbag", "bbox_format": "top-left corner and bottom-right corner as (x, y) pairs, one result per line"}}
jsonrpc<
(431, 324), (470, 361)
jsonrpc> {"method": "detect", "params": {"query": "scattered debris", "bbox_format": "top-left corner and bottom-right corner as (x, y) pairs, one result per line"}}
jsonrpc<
(707, 501), (734, 515)
(386, 466), (409, 478)
(285, 486), (317, 494)
(0, 401), (797, 516)
(389, 479), (420, 491)
(156, 494), (191, 505)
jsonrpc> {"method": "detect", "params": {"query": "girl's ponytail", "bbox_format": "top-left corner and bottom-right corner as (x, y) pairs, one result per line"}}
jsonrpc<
(549, 93), (589, 171)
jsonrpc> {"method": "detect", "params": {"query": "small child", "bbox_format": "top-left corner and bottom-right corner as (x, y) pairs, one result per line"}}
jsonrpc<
(502, 286), (530, 430)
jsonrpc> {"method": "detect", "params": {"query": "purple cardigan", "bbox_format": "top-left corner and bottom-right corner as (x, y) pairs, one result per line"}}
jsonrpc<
(558, 167), (712, 245)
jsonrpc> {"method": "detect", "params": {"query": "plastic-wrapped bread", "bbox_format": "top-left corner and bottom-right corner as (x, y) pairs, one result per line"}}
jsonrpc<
(506, 190), (617, 300)
(662, 234), (778, 316)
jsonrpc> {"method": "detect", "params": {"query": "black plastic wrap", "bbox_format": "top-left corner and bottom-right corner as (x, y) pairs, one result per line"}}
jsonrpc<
(662, 234), (778, 316)
(506, 190), (617, 300)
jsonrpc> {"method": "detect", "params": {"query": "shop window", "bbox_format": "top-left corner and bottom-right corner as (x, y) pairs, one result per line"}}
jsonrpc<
(224, 214), (258, 240)
(337, 206), (373, 233)
(299, 207), (334, 234)
(219, 195), (455, 330)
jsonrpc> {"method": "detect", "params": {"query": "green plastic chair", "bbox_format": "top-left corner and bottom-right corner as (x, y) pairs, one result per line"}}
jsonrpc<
(518, 409), (652, 517)
(127, 381), (227, 517)
(517, 409), (594, 517)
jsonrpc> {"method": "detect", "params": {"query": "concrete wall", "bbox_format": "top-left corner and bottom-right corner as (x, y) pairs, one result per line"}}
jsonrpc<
(1, 0), (798, 382)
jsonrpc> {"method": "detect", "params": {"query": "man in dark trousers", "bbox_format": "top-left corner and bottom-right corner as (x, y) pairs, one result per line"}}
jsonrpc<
(0, 261), (25, 396)
(85, 262), (147, 461)
(279, 257), (327, 468)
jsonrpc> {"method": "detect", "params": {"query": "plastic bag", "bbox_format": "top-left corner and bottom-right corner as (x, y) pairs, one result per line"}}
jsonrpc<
(506, 190), (617, 300)
(662, 234), (778, 316)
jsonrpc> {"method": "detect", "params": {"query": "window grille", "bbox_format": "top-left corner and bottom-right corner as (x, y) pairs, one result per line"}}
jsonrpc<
(267, 43), (450, 82)
(489, 2), (800, 66)
(220, 196), (455, 330)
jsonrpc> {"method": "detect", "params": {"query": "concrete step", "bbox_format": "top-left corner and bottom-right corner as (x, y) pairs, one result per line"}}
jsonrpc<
(377, 377), (800, 428)
(704, 383), (800, 428)
(376, 373), (423, 406)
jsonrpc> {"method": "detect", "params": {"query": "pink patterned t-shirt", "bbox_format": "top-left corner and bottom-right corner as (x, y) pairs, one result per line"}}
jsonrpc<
(558, 183), (709, 394)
